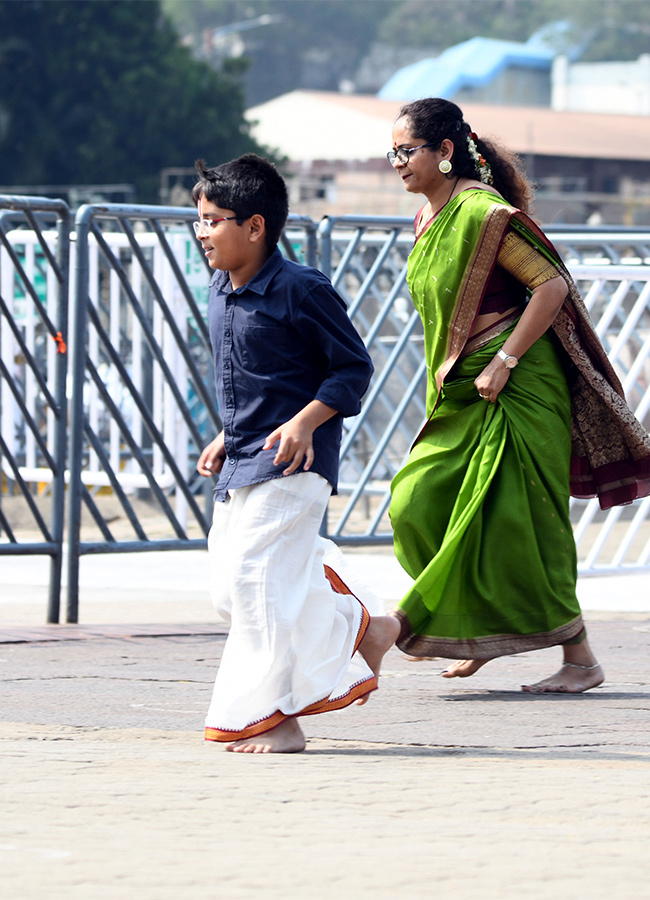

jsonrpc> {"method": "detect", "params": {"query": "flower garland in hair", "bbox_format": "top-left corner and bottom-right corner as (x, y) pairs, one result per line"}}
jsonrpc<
(467, 132), (493, 185)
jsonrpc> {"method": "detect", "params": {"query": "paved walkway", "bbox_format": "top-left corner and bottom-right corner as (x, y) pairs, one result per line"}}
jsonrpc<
(1, 551), (649, 899)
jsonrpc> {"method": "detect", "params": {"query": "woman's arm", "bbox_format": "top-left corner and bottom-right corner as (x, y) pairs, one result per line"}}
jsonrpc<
(474, 274), (568, 402)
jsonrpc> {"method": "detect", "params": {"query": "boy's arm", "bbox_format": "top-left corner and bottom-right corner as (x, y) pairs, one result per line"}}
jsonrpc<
(297, 281), (374, 419)
(197, 431), (226, 477)
(263, 400), (337, 476)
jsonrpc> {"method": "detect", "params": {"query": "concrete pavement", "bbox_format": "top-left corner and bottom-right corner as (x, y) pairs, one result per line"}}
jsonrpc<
(1, 550), (649, 899)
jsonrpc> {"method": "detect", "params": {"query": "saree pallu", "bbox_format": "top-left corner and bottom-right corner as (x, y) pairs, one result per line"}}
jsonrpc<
(390, 324), (584, 659)
(405, 189), (650, 510)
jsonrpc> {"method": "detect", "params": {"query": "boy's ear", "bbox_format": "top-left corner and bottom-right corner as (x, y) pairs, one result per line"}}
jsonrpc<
(248, 213), (266, 243)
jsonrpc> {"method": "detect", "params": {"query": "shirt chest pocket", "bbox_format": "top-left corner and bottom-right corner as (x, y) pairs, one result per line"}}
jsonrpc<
(240, 325), (291, 374)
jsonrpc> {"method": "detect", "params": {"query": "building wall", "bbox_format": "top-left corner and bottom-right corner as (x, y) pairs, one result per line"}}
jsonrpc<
(455, 65), (551, 108)
(553, 55), (650, 115)
(285, 156), (650, 226)
(285, 162), (422, 219)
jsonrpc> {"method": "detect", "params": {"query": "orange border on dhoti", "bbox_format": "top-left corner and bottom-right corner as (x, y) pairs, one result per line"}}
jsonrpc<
(204, 566), (375, 742)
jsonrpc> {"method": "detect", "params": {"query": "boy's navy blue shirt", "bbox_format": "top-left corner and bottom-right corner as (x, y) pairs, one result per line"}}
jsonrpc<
(208, 247), (374, 501)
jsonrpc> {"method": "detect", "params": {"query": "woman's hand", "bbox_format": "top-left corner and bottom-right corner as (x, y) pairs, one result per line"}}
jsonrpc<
(474, 357), (512, 403)
(475, 275), (568, 403)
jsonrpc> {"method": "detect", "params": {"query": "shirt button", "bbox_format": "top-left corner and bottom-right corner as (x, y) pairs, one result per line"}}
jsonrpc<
(229, 459), (236, 465)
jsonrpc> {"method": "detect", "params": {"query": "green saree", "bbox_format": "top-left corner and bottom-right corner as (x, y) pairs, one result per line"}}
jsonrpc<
(391, 189), (650, 658)
(391, 190), (582, 659)
(391, 322), (583, 657)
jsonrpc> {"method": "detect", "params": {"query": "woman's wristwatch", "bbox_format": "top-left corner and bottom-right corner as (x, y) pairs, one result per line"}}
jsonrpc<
(497, 348), (519, 369)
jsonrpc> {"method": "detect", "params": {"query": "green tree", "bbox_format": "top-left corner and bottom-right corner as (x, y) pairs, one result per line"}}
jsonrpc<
(377, 0), (568, 50)
(377, 0), (650, 59)
(163, 0), (388, 104)
(562, 0), (650, 61)
(0, 0), (264, 201)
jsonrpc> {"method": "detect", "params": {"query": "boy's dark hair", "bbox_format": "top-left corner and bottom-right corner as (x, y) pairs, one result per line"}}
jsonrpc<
(192, 154), (289, 252)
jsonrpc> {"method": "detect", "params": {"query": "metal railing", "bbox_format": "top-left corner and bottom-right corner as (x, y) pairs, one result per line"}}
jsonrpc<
(65, 204), (319, 621)
(0, 196), (70, 622)
(320, 216), (650, 576)
(1, 197), (649, 623)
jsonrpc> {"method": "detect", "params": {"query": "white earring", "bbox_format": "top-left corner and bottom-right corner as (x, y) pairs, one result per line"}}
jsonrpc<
(439, 159), (452, 174)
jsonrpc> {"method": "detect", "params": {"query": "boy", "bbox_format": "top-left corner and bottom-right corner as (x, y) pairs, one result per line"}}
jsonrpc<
(194, 154), (400, 753)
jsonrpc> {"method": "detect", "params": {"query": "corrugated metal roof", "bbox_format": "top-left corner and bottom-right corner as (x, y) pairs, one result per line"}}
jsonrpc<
(378, 36), (553, 101)
(245, 91), (650, 162)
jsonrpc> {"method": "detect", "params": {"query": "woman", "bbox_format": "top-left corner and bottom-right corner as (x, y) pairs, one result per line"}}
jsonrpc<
(388, 98), (650, 692)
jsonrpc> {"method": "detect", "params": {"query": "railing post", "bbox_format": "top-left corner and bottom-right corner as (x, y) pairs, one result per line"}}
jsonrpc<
(46, 204), (71, 623)
(65, 205), (93, 623)
(317, 216), (335, 279)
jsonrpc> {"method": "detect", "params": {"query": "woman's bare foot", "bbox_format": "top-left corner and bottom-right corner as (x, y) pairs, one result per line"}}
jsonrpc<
(355, 614), (401, 705)
(441, 658), (491, 679)
(225, 717), (306, 754)
(522, 662), (604, 693)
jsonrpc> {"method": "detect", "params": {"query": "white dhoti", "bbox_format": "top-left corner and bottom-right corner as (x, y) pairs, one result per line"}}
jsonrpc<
(204, 472), (377, 742)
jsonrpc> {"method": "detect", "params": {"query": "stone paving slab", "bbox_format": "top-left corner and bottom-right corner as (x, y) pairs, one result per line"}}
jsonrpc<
(3, 618), (649, 749)
(2, 552), (650, 899)
(2, 722), (649, 900)
(0, 622), (226, 644)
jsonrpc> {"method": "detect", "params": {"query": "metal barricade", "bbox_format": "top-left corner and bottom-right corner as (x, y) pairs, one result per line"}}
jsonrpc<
(545, 226), (650, 266)
(567, 265), (650, 573)
(1, 196), (649, 624)
(318, 216), (425, 544)
(66, 204), (319, 621)
(0, 196), (70, 622)
(320, 216), (650, 574)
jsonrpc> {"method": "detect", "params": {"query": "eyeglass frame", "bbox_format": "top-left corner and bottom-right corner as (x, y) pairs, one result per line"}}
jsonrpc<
(386, 142), (437, 167)
(192, 215), (241, 237)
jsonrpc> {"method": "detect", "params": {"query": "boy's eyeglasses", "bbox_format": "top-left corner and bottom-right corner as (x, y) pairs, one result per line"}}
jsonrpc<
(193, 216), (239, 236)
(386, 143), (436, 167)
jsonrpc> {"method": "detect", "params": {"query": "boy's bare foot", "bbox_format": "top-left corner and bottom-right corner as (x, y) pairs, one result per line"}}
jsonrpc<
(225, 717), (306, 754)
(355, 614), (401, 705)
(522, 662), (604, 693)
(441, 658), (490, 679)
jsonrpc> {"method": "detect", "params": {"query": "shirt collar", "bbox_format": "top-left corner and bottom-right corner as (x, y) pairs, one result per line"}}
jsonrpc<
(209, 247), (284, 294)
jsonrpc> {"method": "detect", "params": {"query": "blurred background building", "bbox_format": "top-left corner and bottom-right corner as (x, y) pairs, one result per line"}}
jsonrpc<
(240, 20), (650, 224)
(2, 0), (649, 225)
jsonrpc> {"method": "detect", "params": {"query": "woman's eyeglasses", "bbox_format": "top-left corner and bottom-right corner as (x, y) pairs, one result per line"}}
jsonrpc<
(387, 143), (436, 166)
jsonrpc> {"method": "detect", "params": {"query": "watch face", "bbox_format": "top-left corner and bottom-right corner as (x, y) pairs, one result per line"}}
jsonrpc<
(498, 349), (517, 368)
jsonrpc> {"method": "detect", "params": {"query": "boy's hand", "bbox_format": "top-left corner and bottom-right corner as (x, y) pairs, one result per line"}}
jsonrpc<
(263, 401), (338, 476)
(197, 433), (226, 477)
(263, 419), (315, 475)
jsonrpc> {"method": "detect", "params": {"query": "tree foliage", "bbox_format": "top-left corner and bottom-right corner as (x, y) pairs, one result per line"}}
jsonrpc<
(163, 0), (391, 104)
(164, 0), (650, 105)
(377, 0), (568, 49)
(0, 0), (263, 200)
(375, 0), (650, 57)
(560, 0), (650, 61)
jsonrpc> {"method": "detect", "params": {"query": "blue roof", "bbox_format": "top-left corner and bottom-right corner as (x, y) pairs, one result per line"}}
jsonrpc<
(378, 35), (555, 101)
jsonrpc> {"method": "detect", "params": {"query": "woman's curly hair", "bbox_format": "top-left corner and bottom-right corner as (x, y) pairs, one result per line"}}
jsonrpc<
(398, 98), (533, 213)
